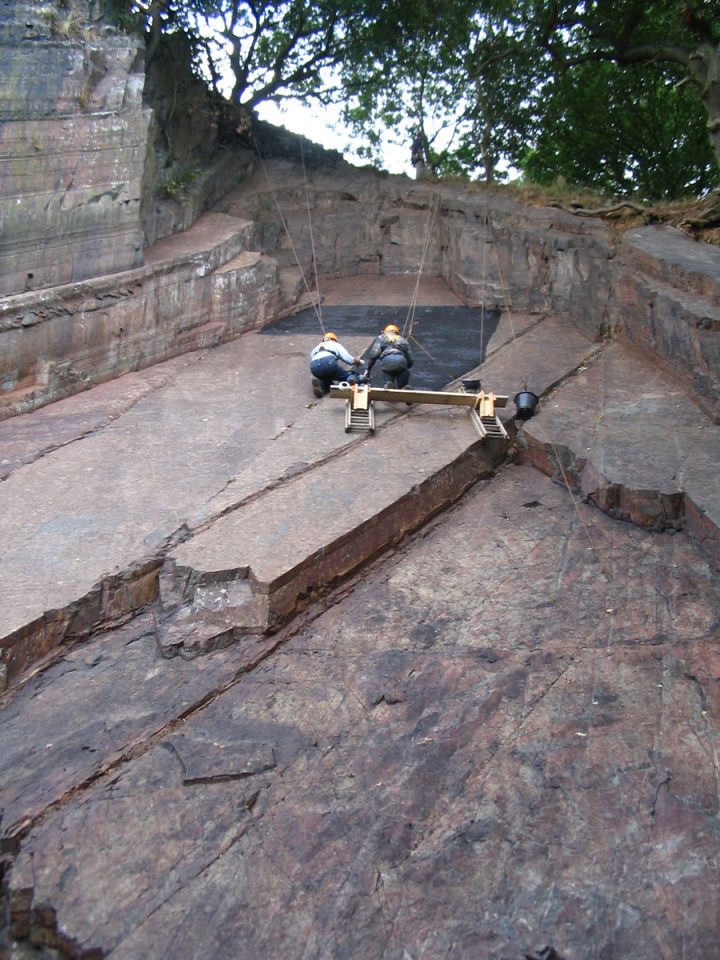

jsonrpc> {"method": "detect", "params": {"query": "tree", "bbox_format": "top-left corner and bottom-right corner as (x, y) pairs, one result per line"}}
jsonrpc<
(132, 0), (370, 112)
(339, 0), (720, 194)
(338, 0), (477, 172)
(522, 60), (718, 199)
(449, 19), (540, 183)
(124, 0), (720, 198)
(497, 0), (720, 184)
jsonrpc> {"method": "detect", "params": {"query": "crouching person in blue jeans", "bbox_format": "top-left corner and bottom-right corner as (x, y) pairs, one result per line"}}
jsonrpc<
(309, 332), (363, 397)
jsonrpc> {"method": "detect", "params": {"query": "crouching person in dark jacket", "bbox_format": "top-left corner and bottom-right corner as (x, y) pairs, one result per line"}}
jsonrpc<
(365, 324), (414, 389)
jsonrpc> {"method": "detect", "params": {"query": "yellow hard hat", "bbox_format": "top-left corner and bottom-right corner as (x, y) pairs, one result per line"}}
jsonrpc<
(384, 324), (399, 335)
(323, 331), (338, 341)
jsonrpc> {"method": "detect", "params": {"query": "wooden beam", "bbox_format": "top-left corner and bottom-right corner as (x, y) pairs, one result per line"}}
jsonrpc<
(329, 386), (508, 408)
(478, 392), (495, 417)
(351, 383), (370, 410)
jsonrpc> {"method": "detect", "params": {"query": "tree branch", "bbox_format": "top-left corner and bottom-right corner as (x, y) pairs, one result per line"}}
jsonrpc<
(559, 44), (691, 69)
(547, 200), (652, 217)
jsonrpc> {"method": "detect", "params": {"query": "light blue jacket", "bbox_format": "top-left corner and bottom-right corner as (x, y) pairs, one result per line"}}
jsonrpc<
(310, 340), (354, 365)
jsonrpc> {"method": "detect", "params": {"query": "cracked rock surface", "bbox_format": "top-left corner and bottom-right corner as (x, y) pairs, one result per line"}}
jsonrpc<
(1, 269), (719, 958)
(2, 464), (719, 959)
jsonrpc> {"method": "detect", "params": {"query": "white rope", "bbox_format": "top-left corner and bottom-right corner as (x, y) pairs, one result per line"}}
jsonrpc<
(251, 132), (325, 332)
(300, 138), (324, 331)
(480, 180), (489, 361)
(403, 192), (440, 339)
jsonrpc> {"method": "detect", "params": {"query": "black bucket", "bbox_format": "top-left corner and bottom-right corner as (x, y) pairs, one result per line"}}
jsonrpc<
(462, 378), (481, 392)
(514, 390), (539, 420)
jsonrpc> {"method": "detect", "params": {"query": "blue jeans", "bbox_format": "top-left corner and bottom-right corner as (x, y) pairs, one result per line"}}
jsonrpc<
(310, 355), (355, 390)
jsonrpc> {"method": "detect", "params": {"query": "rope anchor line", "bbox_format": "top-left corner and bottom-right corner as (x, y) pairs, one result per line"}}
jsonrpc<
(251, 131), (325, 333)
(403, 192), (441, 341)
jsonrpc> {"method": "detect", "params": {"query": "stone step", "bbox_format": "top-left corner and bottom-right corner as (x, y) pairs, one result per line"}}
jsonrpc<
(620, 225), (720, 302)
(610, 253), (720, 419)
(143, 211), (255, 271)
(154, 407), (512, 659)
(144, 150), (256, 249)
(175, 319), (228, 349)
(516, 339), (720, 568)
(0, 212), (267, 419)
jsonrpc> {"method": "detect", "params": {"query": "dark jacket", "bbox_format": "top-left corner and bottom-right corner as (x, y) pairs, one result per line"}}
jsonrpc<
(366, 332), (414, 373)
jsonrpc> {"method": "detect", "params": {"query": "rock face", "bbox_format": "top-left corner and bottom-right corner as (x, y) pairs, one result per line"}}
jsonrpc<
(611, 226), (720, 418)
(0, 0), (150, 297)
(4, 152), (720, 423)
(1, 8), (720, 959)
(2, 463), (719, 960)
(214, 165), (613, 343)
(2, 1), (719, 429)
(0, 263), (718, 958)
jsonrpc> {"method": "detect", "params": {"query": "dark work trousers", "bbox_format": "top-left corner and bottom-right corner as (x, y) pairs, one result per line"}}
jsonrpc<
(380, 351), (410, 389)
(310, 354), (355, 392)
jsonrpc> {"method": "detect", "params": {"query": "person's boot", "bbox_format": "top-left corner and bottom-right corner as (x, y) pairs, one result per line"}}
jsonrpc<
(311, 377), (324, 398)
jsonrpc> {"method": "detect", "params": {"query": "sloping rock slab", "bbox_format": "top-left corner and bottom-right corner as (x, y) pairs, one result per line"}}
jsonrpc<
(157, 313), (600, 657)
(517, 341), (720, 566)
(0, 614), (283, 851)
(158, 406), (511, 654)
(6, 465), (720, 959)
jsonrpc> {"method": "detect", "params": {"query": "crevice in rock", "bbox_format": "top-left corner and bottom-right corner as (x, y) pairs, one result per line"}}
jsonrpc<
(649, 771), (673, 821)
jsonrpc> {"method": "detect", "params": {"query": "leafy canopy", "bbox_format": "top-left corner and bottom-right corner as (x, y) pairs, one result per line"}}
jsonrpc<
(125, 0), (720, 198)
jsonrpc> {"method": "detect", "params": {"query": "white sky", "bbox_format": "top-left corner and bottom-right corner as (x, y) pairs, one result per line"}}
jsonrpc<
(255, 99), (507, 182)
(256, 99), (415, 175)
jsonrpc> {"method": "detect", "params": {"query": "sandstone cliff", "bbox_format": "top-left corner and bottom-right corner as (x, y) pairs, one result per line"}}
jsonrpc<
(0, 0), (150, 296)
(1, 6), (720, 960)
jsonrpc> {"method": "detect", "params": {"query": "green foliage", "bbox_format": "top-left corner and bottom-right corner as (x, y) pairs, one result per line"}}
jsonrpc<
(160, 166), (200, 199)
(338, 0), (481, 170)
(139, 0), (352, 109)
(133, 0), (720, 199)
(520, 62), (719, 200)
(100, 0), (144, 33)
(428, 0), (718, 192)
(114, 10), (144, 34)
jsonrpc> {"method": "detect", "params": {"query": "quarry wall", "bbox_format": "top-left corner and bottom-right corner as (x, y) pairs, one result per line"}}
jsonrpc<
(0, 0), (718, 423)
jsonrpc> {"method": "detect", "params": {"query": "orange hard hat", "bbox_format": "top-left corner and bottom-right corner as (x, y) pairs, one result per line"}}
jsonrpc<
(384, 324), (399, 335)
(323, 331), (338, 341)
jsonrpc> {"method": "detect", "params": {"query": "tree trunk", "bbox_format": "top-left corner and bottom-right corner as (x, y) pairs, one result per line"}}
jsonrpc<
(144, 0), (170, 68)
(688, 42), (720, 173)
(481, 124), (494, 184)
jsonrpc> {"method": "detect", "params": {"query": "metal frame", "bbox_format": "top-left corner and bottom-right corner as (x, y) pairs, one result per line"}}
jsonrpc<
(343, 383), (376, 433)
(329, 383), (509, 439)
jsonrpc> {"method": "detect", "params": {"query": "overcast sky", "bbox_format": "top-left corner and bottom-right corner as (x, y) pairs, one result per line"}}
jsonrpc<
(257, 99), (413, 175)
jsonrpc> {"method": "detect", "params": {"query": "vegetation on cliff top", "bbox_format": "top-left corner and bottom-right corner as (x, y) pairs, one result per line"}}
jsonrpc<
(505, 180), (720, 246)
(97, 1), (720, 205)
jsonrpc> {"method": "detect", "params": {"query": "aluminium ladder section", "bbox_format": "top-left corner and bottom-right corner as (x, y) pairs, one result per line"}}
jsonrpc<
(344, 382), (375, 433)
(468, 391), (508, 439)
